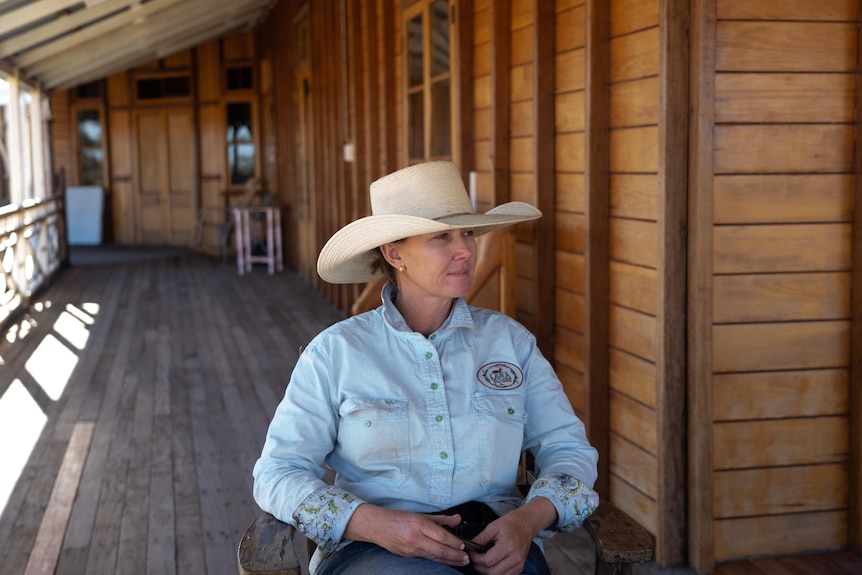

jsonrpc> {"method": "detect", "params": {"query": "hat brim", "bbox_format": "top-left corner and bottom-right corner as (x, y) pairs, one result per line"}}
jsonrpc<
(317, 201), (541, 284)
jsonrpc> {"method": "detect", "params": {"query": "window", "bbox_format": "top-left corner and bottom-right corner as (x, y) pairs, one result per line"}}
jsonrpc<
(135, 76), (191, 100)
(405, 0), (452, 163)
(0, 80), (9, 206)
(76, 110), (104, 187)
(225, 66), (254, 91)
(226, 102), (255, 185)
(0, 76), (48, 204)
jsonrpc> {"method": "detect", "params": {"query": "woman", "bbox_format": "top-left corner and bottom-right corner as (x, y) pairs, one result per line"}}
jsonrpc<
(253, 161), (598, 575)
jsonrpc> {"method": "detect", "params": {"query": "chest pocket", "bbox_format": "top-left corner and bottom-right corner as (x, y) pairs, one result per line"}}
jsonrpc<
(337, 397), (410, 485)
(470, 393), (527, 492)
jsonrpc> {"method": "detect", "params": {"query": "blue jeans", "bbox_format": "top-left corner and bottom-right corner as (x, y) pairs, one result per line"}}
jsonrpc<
(315, 541), (552, 575)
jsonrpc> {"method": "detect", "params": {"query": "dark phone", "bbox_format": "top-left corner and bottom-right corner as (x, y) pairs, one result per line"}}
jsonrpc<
(447, 522), (494, 554)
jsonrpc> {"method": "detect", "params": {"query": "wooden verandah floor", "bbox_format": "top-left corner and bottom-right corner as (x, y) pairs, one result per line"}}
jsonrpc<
(0, 247), (860, 575)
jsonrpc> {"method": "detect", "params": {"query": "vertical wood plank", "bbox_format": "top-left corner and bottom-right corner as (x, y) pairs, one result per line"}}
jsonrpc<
(851, 2), (862, 553)
(491, 0), (510, 204)
(381, 0), (398, 174)
(585, 0), (611, 499)
(656, 0), (689, 565)
(688, 0), (716, 571)
(533, 0), (555, 360)
(456, 0), (474, 177)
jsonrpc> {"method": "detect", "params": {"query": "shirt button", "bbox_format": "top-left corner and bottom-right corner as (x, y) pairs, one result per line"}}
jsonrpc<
(364, 420), (372, 427)
(425, 351), (433, 359)
(430, 382), (439, 390)
(507, 408), (515, 415)
(429, 334), (436, 340)
(435, 414), (443, 422)
(439, 451), (448, 460)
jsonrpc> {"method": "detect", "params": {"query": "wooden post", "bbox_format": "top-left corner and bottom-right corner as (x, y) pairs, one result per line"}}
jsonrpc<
(585, 0), (611, 500)
(688, 0), (716, 571)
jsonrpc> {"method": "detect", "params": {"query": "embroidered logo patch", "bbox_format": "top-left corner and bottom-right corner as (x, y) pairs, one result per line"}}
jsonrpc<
(477, 362), (524, 390)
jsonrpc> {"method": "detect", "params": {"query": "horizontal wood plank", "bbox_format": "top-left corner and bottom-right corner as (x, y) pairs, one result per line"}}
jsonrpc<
(714, 175), (854, 225)
(555, 90), (585, 133)
(556, 49), (585, 92)
(555, 326), (585, 374)
(714, 417), (849, 469)
(555, 212), (586, 253)
(714, 125), (855, 174)
(713, 369), (849, 421)
(610, 218), (657, 269)
(555, 172), (585, 213)
(556, 363), (586, 416)
(716, 22), (857, 72)
(610, 433), (658, 500)
(555, 3), (585, 53)
(610, 304), (656, 362)
(714, 510), (847, 561)
(609, 260), (657, 315)
(610, 391), (658, 455)
(556, 288), (585, 332)
(714, 464), (847, 518)
(717, 0), (858, 22)
(609, 348), (657, 409)
(610, 76), (659, 128)
(715, 73), (856, 124)
(610, 0), (659, 37)
(555, 250), (585, 293)
(713, 224), (852, 274)
(713, 321), (850, 373)
(610, 126), (658, 173)
(713, 272), (851, 323)
(610, 27), (659, 82)
(555, 132), (585, 173)
(610, 174), (658, 221)
(609, 474), (657, 536)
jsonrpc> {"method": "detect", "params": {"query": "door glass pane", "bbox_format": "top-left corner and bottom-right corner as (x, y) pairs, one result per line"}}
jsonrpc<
(408, 91), (424, 160)
(77, 110), (103, 186)
(227, 102), (255, 184)
(77, 110), (101, 147)
(407, 14), (423, 87)
(429, 79), (450, 158)
(430, 0), (449, 77)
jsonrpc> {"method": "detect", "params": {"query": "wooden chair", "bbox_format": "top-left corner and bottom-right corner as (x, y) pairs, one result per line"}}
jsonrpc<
(238, 228), (654, 574)
(237, 499), (654, 575)
(194, 177), (264, 261)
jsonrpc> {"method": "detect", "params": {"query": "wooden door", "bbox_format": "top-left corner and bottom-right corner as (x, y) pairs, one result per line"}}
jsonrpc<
(135, 108), (196, 245)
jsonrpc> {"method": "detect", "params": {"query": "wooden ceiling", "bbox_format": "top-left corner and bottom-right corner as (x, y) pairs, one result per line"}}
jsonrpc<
(0, 0), (275, 93)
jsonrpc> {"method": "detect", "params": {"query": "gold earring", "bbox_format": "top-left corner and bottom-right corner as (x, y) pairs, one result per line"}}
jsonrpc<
(398, 266), (405, 272)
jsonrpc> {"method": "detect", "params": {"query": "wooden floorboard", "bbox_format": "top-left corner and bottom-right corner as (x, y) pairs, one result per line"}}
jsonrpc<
(0, 249), (860, 575)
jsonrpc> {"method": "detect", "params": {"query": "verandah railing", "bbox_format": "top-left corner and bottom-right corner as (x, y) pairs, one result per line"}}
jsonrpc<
(0, 196), (66, 331)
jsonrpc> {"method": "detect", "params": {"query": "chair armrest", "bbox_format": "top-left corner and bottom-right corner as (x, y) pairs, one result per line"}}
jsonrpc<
(237, 513), (301, 575)
(582, 499), (654, 574)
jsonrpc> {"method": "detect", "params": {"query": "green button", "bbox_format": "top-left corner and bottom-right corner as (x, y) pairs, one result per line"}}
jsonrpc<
(364, 420), (372, 427)
(507, 408), (515, 415)
(430, 382), (439, 390)
(439, 451), (448, 460)
(425, 352), (433, 359)
(435, 414), (443, 422)
(429, 334), (436, 340)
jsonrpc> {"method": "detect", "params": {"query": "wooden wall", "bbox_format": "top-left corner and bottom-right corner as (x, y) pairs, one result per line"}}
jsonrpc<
(690, 0), (860, 570)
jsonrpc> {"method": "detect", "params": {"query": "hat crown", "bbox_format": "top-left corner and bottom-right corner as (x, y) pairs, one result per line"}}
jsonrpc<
(370, 161), (473, 220)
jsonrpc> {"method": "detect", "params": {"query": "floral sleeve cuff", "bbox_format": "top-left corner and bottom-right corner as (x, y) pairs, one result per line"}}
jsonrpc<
(291, 485), (365, 551)
(526, 472), (599, 538)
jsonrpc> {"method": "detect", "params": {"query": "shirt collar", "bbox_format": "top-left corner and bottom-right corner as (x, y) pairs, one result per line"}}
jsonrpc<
(381, 282), (474, 335)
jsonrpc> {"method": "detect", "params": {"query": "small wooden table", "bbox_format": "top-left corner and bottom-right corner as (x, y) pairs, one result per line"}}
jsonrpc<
(232, 205), (283, 275)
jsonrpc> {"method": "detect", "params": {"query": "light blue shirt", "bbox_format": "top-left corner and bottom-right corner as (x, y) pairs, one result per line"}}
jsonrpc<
(253, 283), (599, 556)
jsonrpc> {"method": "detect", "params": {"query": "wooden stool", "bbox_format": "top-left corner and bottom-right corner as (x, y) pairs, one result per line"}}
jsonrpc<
(232, 205), (283, 275)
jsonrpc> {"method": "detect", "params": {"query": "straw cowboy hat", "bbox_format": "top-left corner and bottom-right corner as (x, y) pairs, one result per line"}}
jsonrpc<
(317, 160), (542, 284)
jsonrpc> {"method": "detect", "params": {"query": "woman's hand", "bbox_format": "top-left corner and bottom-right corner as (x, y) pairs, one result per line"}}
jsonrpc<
(344, 504), (470, 567)
(468, 497), (557, 575)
